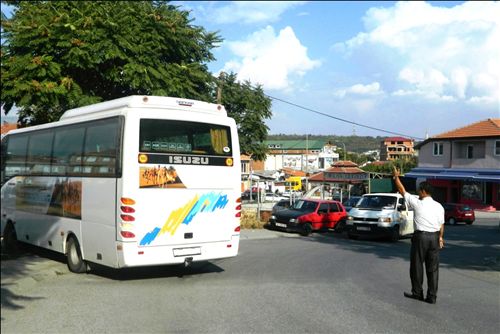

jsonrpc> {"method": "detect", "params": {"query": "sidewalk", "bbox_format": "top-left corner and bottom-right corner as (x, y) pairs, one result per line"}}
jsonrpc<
(474, 210), (500, 220)
(240, 228), (297, 240)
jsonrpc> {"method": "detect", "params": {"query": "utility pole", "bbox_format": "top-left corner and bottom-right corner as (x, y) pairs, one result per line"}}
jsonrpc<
(305, 134), (309, 192)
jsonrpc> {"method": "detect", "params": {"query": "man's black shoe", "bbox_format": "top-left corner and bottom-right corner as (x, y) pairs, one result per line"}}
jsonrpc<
(404, 292), (424, 301)
(425, 297), (436, 304)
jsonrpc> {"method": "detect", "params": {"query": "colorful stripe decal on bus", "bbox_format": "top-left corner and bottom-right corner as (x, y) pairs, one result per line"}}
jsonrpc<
(140, 192), (229, 246)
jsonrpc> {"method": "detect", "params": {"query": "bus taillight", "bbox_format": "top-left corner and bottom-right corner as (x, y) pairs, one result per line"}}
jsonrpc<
(234, 226), (241, 232)
(235, 199), (241, 218)
(121, 206), (135, 213)
(121, 197), (136, 205)
(121, 214), (135, 222)
(120, 231), (136, 238)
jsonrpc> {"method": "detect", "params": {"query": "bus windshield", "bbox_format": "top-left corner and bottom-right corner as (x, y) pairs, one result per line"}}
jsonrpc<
(139, 119), (232, 156)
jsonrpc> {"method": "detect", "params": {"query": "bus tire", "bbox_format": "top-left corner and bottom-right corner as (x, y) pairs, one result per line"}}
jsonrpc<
(2, 222), (19, 254)
(67, 236), (87, 273)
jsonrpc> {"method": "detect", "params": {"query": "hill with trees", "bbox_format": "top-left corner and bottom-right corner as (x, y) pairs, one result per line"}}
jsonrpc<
(267, 134), (384, 153)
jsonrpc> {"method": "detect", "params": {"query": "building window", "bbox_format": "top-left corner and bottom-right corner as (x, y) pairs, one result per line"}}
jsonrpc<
(462, 181), (483, 201)
(433, 142), (443, 156)
(495, 140), (500, 156)
(467, 145), (474, 159)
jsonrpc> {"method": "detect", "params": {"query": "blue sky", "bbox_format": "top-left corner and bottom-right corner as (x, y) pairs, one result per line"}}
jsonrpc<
(2, 1), (499, 140)
(174, 1), (500, 139)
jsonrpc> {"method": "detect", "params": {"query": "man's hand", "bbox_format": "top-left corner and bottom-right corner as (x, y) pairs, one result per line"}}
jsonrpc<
(393, 166), (400, 178)
(439, 237), (444, 249)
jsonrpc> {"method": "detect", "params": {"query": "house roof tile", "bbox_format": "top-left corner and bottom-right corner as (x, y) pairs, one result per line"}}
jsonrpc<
(434, 118), (500, 139)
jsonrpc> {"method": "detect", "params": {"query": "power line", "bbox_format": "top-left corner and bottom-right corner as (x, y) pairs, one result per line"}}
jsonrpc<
(265, 94), (425, 140)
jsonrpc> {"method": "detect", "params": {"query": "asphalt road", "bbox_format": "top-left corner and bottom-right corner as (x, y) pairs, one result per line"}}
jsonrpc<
(1, 215), (499, 334)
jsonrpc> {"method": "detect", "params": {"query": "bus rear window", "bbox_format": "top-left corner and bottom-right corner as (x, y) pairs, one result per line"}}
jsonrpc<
(139, 120), (232, 156)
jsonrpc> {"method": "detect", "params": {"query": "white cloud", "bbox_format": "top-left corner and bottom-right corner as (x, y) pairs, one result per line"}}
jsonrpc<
(333, 82), (384, 98)
(222, 26), (321, 90)
(210, 1), (306, 25)
(335, 1), (500, 105)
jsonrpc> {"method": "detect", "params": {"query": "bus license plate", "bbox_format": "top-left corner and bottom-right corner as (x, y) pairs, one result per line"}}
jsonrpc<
(276, 223), (287, 228)
(173, 247), (201, 257)
(357, 226), (370, 231)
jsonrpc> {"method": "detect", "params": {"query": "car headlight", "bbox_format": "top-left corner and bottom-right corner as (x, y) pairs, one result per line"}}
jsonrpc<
(271, 215), (276, 220)
(378, 217), (392, 226)
(289, 218), (297, 223)
(346, 216), (353, 225)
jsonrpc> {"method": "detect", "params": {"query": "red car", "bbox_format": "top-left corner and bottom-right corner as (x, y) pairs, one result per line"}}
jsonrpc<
(268, 199), (347, 236)
(443, 203), (475, 225)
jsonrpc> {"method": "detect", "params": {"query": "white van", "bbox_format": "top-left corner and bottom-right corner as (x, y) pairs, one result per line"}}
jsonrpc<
(346, 193), (414, 241)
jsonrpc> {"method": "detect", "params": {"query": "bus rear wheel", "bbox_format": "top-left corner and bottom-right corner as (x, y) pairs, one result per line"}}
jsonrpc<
(67, 237), (87, 273)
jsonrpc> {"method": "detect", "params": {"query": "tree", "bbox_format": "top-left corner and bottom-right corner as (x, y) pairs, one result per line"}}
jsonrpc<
(1, 1), (220, 124)
(216, 72), (272, 161)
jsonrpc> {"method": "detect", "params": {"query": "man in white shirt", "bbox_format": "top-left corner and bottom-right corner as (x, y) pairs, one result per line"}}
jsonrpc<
(393, 167), (445, 304)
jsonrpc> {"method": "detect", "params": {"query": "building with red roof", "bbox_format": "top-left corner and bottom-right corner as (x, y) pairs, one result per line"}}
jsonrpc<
(407, 118), (500, 211)
(380, 136), (415, 161)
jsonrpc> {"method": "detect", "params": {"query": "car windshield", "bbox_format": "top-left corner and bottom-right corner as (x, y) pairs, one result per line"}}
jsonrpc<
(344, 197), (360, 206)
(357, 196), (397, 210)
(292, 200), (318, 213)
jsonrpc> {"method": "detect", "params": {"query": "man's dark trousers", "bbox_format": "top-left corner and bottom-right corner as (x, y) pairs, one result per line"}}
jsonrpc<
(410, 230), (440, 300)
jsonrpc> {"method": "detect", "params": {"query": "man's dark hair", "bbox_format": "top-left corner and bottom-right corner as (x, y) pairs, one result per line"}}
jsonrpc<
(418, 181), (433, 195)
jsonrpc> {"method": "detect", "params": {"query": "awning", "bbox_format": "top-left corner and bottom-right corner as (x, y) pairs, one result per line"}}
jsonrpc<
(406, 167), (500, 182)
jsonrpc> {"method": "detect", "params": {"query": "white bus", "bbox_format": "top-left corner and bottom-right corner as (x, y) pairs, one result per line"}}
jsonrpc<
(1, 96), (241, 273)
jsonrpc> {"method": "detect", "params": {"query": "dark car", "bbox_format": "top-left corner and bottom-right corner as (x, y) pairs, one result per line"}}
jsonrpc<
(342, 196), (362, 212)
(241, 187), (260, 201)
(443, 203), (475, 225)
(271, 199), (293, 214)
(268, 199), (347, 236)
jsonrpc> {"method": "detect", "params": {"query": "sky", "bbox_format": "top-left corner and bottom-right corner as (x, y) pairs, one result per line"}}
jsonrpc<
(173, 1), (500, 139)
(2, 1), (499, 140)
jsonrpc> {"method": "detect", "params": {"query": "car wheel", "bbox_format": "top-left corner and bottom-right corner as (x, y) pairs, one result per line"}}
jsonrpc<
(448, 217), (456, 225)
(334, 220), (345, 233)
(301, 223), (313, 236)
(390, 225), (400, 242)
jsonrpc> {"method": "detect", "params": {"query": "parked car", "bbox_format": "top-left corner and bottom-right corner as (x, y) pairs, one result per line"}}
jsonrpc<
(271, 199), (293, 214)
(268, 199), (347, 236)
(443, 203), (475, 225)
(342, 196), (362, 212)
(241, 187), (260, 200)
(346, 193), (414, 242)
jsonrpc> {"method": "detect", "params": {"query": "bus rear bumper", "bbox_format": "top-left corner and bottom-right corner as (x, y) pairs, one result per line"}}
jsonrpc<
(117, 236), (240, 268)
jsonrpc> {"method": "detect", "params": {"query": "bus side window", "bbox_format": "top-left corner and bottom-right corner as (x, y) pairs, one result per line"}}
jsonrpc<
(83, 119), (119, 177)
(52, 126), (85, 176)
(26, 131), (53, 175)
(3, 135), (29, 182)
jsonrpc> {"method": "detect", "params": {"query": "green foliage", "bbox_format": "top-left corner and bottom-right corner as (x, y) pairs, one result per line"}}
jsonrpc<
(216, 73), (272, 161)
(1, 1), (220, 124)
(267, 134), (384, 154)
(361, 156), (417, 174)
